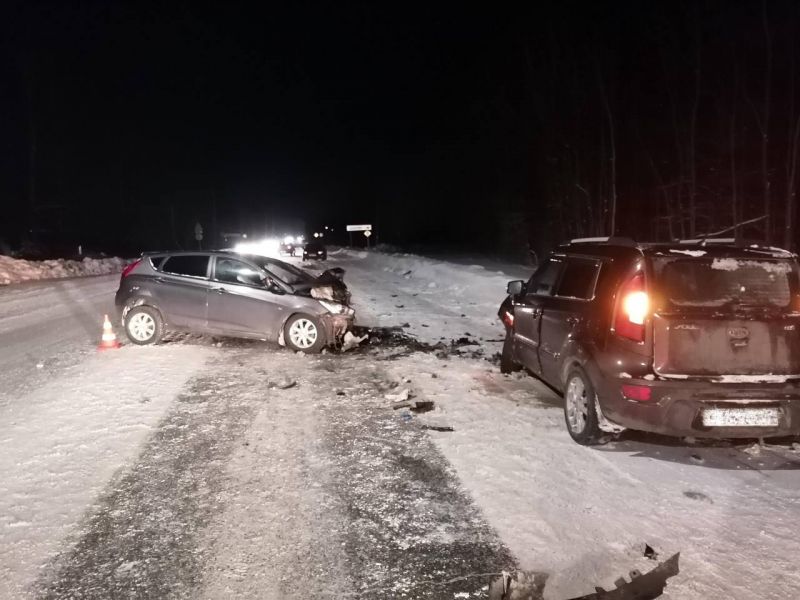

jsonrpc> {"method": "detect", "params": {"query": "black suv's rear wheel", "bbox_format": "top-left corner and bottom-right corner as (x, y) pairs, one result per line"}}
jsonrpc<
(125, 306), (164, 345)
(500, 329), (521, 374)
(563, 367), (602, 445)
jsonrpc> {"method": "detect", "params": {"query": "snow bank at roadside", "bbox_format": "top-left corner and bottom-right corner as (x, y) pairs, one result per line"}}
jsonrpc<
(0, 255), (126, 286)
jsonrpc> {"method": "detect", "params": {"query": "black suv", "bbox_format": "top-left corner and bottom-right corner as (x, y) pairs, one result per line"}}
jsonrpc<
(498, 237), (800, 445)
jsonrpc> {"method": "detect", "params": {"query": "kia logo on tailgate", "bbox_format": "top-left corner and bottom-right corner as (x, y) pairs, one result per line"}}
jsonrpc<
(727, 327), (750, 339)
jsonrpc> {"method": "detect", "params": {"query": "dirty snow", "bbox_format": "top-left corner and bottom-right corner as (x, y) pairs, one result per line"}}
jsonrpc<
(710, 257), (791, 273)
(0, 254), (125, 286)
(669, 249), (706, 257)
(715, 374), (799, 384)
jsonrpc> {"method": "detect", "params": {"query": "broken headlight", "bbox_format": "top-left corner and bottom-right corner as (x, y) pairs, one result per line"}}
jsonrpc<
(318, 300), (354, 316)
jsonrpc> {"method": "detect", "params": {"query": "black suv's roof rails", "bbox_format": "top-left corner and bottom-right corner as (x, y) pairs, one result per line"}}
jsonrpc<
(677, 237), (736, 246)
(567, 236), (638, 248)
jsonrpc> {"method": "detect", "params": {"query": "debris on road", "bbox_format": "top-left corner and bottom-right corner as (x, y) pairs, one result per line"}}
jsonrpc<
(569, 552), (680, 600)
(385, 388), (410, 402)
(644, 544), (658, 561)
(488, 569), (547, 600)
(341, 330), (368, 351)
(268, 377), (297, 390)
(391, 399), (435, 413)
(421, 425), (454, 432)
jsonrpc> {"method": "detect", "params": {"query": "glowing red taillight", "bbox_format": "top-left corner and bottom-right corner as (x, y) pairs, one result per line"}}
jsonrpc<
(121, 258), (142, 279)
(621, 384), (652, 402)
(614, 271), (648, 342)
(502, 310), (514, 327)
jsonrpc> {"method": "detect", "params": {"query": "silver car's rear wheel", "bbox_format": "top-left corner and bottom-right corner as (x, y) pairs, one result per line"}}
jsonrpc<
(124, 306), (164, 345)
(284, 314), (325, 353)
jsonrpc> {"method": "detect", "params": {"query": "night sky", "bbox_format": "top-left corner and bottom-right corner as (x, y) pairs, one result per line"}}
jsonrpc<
(0, 2), (521, 253)
(3, 2), (800, 256)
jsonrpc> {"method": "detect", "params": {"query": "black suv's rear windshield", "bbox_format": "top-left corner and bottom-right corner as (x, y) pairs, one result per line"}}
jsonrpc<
(651, 256), (795, 309)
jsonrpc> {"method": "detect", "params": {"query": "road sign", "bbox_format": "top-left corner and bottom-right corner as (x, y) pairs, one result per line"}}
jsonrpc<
(363, 230), (372, 237)
(346, 224), (372, 232)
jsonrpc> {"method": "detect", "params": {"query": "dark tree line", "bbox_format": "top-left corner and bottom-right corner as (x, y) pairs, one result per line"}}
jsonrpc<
(518, 0), (800, 250)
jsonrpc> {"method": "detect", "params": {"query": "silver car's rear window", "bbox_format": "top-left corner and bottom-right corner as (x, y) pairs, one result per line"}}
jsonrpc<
(652, 257), (794, 308)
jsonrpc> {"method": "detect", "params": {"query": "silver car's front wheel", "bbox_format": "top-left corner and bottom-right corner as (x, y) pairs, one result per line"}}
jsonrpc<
(284, 314), (325, 353)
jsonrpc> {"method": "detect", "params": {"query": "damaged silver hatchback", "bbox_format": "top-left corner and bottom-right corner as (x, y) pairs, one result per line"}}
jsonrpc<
(114, 251), (354, 353)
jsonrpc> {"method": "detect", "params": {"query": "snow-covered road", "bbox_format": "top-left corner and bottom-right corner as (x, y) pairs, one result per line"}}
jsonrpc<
(1, 249), (800, 599)
(0, 275), (120, 405)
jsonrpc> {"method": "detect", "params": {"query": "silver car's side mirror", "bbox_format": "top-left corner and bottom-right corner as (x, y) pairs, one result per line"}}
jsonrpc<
(507, 280), (524, 295)
(264, 278), (283, 294)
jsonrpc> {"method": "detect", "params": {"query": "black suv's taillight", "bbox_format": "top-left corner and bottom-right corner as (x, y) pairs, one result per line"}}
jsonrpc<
(613, 271), (648, 342)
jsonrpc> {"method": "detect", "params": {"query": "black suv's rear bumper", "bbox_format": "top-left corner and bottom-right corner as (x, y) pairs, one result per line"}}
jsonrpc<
(599, 376), (800, 438)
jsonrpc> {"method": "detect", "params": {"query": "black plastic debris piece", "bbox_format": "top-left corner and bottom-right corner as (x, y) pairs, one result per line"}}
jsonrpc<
(422, 425), (454, 432)
(683, 490), (713, 503)
(410, 401), (435, 413)
(568, 552), (680, 600)
(644, 544), (658, 561)
(391, 400), (434, 413)
(395, 304), (405, 308)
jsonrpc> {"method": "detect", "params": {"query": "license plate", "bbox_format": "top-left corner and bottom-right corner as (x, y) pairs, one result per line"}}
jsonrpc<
(701, 407), (781, 427)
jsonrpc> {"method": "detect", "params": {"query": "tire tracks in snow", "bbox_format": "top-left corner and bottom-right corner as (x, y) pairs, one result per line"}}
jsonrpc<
(32, 352), (260, 600)
(32, 346), (516, 599)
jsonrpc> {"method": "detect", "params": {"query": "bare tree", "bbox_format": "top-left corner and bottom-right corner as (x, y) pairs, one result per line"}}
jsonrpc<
(730, 49), (740, 241)
(688, 14), (702, 237)
(596, 60), (617, 235)
(785, 27), (800, 250)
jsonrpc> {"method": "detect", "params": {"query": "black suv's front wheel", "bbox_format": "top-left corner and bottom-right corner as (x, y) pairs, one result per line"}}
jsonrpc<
(563, 367), (602, 445)
(500, 329), (521, 374)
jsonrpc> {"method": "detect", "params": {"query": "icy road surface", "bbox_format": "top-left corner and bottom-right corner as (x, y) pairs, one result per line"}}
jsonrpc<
(1, 248), (800, 599)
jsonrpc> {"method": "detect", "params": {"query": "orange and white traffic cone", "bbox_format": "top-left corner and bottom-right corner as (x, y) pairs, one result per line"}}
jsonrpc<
(98, 314), (121, 350)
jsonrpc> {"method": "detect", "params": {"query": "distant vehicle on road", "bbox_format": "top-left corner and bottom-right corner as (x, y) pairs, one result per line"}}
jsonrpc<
(278, 241), (296, 257)
(498, 237), (800, 445)
(115, 251), (353, 353)
(303, 242), (327, 261)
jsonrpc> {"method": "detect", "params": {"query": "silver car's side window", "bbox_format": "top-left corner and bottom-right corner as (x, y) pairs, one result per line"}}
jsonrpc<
(214, 258), (263, 287)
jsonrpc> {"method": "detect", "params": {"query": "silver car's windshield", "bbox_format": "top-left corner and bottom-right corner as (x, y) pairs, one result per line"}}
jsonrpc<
(243, 255), (314, 287)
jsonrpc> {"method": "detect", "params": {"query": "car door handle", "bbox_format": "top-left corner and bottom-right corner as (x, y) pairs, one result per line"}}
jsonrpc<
(519, 306), (540, 317)
(211, 287), (226, 294)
